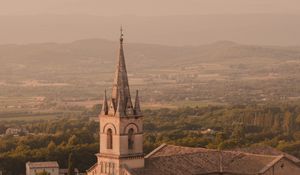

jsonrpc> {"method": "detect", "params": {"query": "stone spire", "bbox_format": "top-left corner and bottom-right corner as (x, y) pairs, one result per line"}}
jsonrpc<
(101, 90), (108, 115)
(134, 90), (141, 115)
(108, 27), (134, 116)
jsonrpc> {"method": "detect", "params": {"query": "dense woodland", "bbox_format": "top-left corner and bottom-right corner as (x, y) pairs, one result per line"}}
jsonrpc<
(1, 102), (300, 175)
(1, 24), (300, 175)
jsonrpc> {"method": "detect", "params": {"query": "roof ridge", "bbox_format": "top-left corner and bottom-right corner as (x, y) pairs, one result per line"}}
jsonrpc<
(233, 145), (300, 162)
(145, 143), (167, 158)
(26, 161), (59, 168)
(226, 150), (283, 158)
(259, 155), (284, 174)
(221, 149), (285, 158)
(27, 161), (58, 164)
(165, 144), (217, 151)
(159, 144), (283, 158)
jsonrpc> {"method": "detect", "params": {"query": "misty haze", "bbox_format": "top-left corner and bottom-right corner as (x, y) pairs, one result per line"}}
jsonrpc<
(1, 1), (300, 175)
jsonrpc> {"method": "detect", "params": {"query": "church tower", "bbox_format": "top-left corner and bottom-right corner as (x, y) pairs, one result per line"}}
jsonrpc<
(96, 28), (144, 175)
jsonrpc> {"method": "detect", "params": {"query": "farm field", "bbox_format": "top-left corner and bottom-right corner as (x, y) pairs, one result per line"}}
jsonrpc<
(1, 39), (300, 119)
(0, 114), (59, 121)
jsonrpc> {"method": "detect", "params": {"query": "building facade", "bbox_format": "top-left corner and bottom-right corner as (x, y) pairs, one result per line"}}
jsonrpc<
(26, 162), (80, 175)
(26, 162), (59, 175)
(5, 127), (28, 136)
(87, 31), (300, 175)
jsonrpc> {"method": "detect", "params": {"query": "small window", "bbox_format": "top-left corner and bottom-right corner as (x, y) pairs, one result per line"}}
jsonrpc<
(128, 128), (134, 150)
(107, 129), (113, 149)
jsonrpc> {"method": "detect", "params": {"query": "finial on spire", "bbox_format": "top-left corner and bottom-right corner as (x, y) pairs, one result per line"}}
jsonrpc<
(120, 26), (124, 43)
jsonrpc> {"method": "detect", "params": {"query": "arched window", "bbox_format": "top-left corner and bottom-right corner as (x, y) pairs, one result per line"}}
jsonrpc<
(107, 129), (113, 149)
(128, 128), (134, 150)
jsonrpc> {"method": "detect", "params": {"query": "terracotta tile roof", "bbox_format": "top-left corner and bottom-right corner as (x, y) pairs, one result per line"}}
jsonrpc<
(233, 145), (300, 163)
(130, 144), (290, 175)
(26, 161), (59, 168)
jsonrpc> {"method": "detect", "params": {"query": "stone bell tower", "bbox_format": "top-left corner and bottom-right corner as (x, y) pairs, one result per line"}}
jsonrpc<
(96, 28), (144, 175)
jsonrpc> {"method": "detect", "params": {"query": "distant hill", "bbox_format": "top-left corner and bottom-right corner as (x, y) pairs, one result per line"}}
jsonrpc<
(1, 14), (300, 46)
(1, 38), (300, 107)
(1, 39), (300, 79)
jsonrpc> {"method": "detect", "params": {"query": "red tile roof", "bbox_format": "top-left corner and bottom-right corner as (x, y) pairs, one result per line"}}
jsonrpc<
(233, 145), (300, 163)
(130, 144), (297, 175)
(26, 161), (59, 168)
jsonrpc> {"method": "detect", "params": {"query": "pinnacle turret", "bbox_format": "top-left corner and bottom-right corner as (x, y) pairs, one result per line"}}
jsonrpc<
(108, 99), (116, 116)
(134, 90), (142, 115)
(100, 90), (108, 115)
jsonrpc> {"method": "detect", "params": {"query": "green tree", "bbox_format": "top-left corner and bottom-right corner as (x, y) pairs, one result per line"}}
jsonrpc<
(68, 135), (78, 146)
(272, 115), (281, 131)
(36, 170), (50, 175)
(293, 131), (300, 140)
(68, 152), (75, 175)
(231, 124), (245, 141)
(295, 114), (300, 127)
(283, 111), (293, 134)
(215, 132), (226, 145)
(91, 104), (102, 115)
(47, 140), (56, 152)
(218, 139), (238, 150)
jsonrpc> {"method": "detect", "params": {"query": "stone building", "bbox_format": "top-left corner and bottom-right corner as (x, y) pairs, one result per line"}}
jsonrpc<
(86, 30), (300, 175)
(26, 161), (80, 175)
(26, 161), (59, 175)
(5, 127), (28, 136)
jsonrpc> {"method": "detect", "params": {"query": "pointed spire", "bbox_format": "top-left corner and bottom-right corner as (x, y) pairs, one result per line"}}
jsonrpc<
(134, 90), (141, 115)
(108, 98), (116, 116)
(110, 27), (134, 117)
(104, 28), (139, 117)
(101, 90), (108, 115)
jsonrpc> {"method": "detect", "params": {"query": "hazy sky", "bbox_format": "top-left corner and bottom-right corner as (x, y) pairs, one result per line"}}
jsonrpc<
(1, 0), (300, 16)
(0, 0), (300, 45)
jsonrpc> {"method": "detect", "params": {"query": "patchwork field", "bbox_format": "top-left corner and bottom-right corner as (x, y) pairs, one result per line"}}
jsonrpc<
(1, 39), (300, 120)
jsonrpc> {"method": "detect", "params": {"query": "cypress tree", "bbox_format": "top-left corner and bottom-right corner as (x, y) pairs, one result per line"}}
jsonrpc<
(68, 152), (75, 175)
